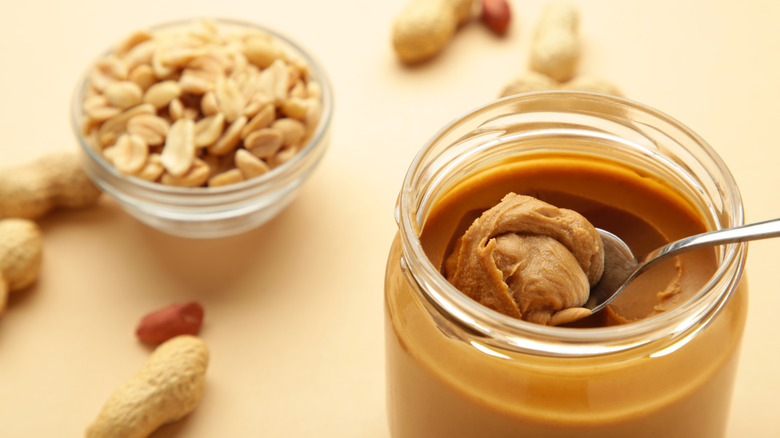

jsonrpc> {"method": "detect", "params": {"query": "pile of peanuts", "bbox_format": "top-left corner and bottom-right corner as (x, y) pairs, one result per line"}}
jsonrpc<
(80, 20), (323, 188)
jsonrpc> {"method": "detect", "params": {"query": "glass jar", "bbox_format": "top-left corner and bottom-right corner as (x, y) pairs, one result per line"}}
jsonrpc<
(385, 91), (748, 438)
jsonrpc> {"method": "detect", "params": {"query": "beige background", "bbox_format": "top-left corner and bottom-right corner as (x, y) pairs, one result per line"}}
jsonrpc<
(1, 0), (779, 436)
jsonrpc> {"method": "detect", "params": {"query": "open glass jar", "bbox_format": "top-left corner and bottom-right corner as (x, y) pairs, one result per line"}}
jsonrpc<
(385, 92), (747, 438)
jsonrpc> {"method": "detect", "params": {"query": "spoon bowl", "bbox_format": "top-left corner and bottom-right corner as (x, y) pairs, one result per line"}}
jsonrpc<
(584, 218), (780, 317)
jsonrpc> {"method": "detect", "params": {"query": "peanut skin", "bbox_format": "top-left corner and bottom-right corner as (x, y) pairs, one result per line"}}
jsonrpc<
(481, 0), (511, 35)
(136, 301), (205, 344)
(86, 335), (209, 438)
(0, 151), (102, 220)
(0, 218), (42, 314)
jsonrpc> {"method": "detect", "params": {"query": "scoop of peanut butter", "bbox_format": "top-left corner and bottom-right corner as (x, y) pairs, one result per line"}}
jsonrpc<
(444, 193), (604, 326)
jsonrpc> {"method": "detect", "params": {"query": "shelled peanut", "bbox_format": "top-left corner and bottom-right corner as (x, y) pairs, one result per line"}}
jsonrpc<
(79, 20), (323, 188)
(481, 0), (511, 35)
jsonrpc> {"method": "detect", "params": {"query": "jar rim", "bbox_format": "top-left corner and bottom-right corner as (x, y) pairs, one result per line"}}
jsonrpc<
(396, 91), (746, 357)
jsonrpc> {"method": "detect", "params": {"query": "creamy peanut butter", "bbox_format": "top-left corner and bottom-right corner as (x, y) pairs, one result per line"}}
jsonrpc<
(443, 193), (604, 325)
(419, 155), (718, 328)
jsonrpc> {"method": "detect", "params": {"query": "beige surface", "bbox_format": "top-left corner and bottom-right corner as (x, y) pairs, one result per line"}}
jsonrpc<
(1, 1), (779, 436)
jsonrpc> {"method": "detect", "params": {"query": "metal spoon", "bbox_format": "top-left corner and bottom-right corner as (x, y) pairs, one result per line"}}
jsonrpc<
(584, 218), (780, 316)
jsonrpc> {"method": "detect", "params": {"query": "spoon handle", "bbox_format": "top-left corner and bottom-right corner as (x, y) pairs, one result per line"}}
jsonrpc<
(642, 217), (780, 269)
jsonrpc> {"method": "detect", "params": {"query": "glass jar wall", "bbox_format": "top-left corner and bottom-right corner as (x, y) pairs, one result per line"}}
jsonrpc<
(385, 92), (748, 438)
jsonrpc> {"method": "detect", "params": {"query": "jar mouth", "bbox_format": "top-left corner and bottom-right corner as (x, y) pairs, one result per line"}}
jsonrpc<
(397, 91), (745, 357)
(70, 17), (334, 205)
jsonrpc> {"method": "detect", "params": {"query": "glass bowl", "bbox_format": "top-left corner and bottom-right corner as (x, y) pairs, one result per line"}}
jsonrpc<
(71, 18), (333, 239)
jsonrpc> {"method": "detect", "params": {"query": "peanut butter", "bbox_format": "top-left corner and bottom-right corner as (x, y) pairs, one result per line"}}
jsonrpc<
(443, 193), (603, 325)
(419, 155), (719, 328)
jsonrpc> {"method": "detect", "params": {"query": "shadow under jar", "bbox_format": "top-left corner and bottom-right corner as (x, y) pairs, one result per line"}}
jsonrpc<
(385, 92), (748, 438)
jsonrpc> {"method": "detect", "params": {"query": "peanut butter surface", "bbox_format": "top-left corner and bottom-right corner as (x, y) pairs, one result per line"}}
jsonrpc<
(420, 154), (717, 326)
